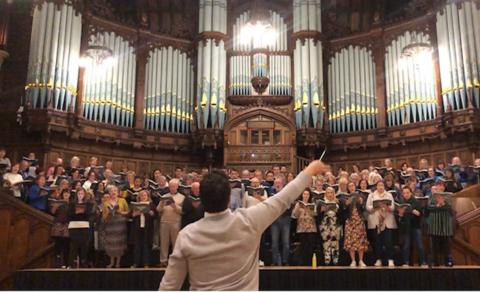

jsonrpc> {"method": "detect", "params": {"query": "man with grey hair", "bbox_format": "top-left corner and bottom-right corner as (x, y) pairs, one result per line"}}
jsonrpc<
(181, 182), (204, 228)
(349, 172), (360, 187)
(157, 178), (184, 267)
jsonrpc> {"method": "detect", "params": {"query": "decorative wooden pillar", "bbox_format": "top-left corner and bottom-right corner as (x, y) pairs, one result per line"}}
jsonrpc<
(74, 20), (91, 121)
(74, 67), (85, 117)
(430, 25), (449, 118)
(134, 44), (148, 134)
(322, 48), (330, 134)
(0, 0), (12, 70)
(372, 32), (387, 134)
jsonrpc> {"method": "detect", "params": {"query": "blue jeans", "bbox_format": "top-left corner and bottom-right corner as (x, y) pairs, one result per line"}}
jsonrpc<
(229, 189), (243, 211)
(402, 228), (426, 265)
(271, 215), (291, 265)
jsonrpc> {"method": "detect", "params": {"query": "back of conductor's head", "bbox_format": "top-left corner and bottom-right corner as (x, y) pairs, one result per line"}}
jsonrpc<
(200, 169), (231, 213)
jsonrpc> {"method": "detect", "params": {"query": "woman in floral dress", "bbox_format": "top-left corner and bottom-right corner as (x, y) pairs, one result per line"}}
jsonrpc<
(343, 192), (369, 267)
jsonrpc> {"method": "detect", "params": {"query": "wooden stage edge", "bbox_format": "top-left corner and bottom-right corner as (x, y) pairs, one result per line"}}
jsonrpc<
(20, 265), (480, 272)
(14, 266), (480, 290)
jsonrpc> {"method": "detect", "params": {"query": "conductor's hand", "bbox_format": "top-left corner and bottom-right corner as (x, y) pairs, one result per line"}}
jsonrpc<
(305, 160), (328, 177)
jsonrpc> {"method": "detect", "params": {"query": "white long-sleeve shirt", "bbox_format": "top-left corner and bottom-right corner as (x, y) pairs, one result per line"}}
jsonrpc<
(159, 171), (311, 291)
(366, 190), (397, 230)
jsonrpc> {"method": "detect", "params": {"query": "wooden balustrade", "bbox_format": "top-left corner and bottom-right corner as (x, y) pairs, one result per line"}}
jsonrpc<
(295, 155), (311, 174)
(0, 188), (54, 289)
(451, 184), (480, 265)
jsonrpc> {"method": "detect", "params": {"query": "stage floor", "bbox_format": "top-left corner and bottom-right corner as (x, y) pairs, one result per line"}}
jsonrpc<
(14, 266), (480, 290)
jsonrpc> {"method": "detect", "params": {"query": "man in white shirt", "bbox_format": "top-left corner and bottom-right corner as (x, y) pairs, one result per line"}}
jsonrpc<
(157, 178), (185, 267)
(159, 160), (327, 290)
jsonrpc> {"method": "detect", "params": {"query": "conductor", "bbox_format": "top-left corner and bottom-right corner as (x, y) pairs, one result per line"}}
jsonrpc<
(159, 160), (328, 290)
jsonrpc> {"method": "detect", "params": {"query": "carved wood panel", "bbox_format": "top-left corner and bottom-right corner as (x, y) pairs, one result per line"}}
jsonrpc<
(0, 191), (53, 287)
(327, 134), (479, 173)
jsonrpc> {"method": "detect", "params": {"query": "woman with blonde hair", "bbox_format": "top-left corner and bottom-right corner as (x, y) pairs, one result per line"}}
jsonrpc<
(368, 172), (382, 189)
(317, 187), (342, 265)
(103, 185), (129, 268)
(337, 177), (349, 194)
(131, 190), (156, 268)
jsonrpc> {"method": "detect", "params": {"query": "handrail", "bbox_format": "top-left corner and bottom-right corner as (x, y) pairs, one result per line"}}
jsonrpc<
(457, 208), (480, 226)
(0, 188), (54, 223)
(453, 184), (480, 198)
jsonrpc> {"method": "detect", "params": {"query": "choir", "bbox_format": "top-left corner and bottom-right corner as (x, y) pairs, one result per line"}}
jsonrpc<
(1, 148), (480, 269)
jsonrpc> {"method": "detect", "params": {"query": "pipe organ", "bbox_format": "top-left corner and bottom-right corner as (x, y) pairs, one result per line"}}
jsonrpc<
(82, 32), (136, 128)
(385, 31), (437, 126)
(144, 47), (194, 133)
(25, 1), (82, 111)
(230, 54), (251, 96)
(197, 0), (227, 129)
(18, 0), (480, 157)
(269, 55), (291, 96)
(328, 46), (377, 133)
(230, 10), (290, 96)
(293, 0), (324, 129)
(436, 0), (480, 110)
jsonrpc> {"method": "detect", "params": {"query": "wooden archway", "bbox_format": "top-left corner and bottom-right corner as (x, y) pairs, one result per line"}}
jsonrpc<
(223, 107), (296, 171)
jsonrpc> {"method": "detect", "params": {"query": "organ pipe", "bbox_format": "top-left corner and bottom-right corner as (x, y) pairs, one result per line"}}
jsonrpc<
(386, 31), (437, 126)
(294, 40), (302, 129)
(144, 48), (194, 133)
(197, 0), (227, 129)
(328, 46), (377, 133)
(25, 1), (81, 111)
(230, 10), (290, 97)
(82, 32), (136, 127)
(436, 1), (480, 110)
(293, 0), (324, 129)
(166, 46), (173, 132)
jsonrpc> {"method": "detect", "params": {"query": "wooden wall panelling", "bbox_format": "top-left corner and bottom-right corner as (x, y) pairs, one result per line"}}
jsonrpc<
(125, 160), (137, 173)
(329, 148), (477, 173)
(370, 160), (382, 169)
(445, 151), (457, 164)
(137, 161), (151, 176)
(459, 150), (473, 165)
(419, 155), (431, 165)
(150, 163), (163, 173)
(358, 161), (370, 170)
(432, 152), (446, 166)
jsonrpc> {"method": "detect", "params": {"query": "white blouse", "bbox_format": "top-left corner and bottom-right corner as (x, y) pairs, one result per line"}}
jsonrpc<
(365, 190), (397, 230)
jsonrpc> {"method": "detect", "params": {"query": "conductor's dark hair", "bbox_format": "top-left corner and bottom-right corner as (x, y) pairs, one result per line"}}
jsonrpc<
(200, 169), (231, 213)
